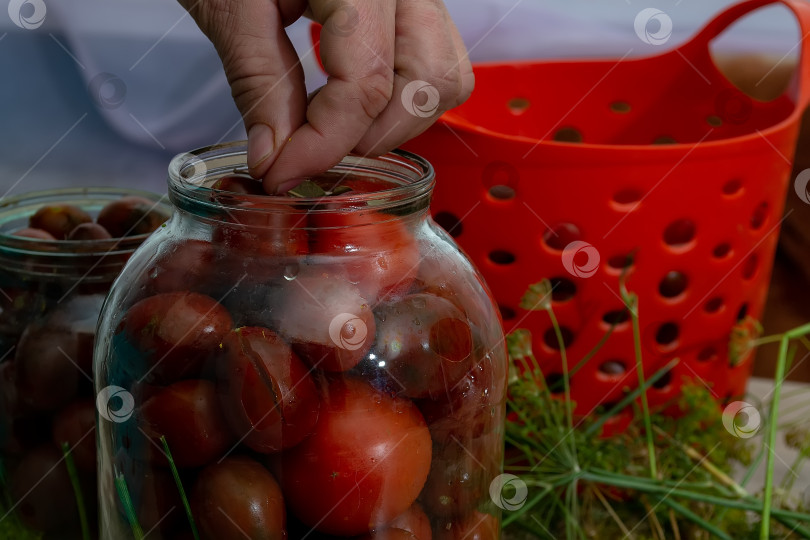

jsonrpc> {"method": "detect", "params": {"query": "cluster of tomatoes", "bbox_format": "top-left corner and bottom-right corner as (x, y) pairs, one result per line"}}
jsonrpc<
(104, 176), (505, 540)
(0, 196), (167, 535)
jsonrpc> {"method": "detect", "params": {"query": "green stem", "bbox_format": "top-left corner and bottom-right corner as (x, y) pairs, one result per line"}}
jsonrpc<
(760, 337), (790, 540)
(160, 436), (200, 540)
(655, 496), (732, 540)
(545, 305), (578, 467)
(115, 470), (144, 540)
(61, 443), (90, 540)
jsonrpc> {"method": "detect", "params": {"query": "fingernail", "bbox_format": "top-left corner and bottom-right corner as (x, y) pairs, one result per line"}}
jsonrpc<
(247, 123), (275, 170)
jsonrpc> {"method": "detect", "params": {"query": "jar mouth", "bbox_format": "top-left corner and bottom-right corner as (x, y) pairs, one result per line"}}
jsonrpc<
(0, 187), (170, 257)
(167, 141), (435, 214)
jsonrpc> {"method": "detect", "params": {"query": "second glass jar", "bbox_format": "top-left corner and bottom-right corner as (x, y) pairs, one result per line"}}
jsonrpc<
(95, 143), (507, 540)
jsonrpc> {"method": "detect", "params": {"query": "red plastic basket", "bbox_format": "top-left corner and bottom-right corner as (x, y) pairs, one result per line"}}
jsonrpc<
(403, 0), (810, 416)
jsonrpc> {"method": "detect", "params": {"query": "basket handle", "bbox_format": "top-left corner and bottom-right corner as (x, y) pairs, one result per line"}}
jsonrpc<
(679, 0), (810, 107)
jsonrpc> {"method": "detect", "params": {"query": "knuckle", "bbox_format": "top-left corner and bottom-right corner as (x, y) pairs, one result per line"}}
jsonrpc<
(355, 71), (394, 121)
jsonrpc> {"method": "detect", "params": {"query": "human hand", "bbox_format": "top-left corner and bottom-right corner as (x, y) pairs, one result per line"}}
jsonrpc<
(178, 0), (474, 193)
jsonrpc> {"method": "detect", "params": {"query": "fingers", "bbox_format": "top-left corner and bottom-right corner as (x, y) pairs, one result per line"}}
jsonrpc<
(261, 0), (397, 192)
(178, 0), (309, 179)
(352, 0), (473, 156)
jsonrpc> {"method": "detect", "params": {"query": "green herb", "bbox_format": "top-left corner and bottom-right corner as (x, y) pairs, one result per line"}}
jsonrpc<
(502, 278), (810, 539)
(61, 442), (91, 540)
(115, 467), (144, 540)
(286, 180), (326, 198)
(160, 435), (200, 540)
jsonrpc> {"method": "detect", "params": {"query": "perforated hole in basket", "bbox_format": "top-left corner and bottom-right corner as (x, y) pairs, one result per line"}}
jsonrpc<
(433, 211), (462, 238)
(543, 223), (581, 251)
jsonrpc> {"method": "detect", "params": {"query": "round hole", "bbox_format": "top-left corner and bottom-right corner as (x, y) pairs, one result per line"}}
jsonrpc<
(599, 360), (627, 377)
(607, 253), (634, 270)
(498, 305), (516, 321)
(697, 346), (718, 362)
(612, 188), (643, 206)
(489, 250), (516, 265)
(542, 223), (581, 251)
(750, 202), (769, 230)
(433, 211), (463, 238)
(652, 369), (673, 390)
(508, 97), (530, 114)
(655, 322), (680, 347)
(742, 254), (759, 280)
(712, 243), (732, 259)
(653, 136), (677, 145)
(737, 303), (749, 321)
(553, 127), (583, 143)
(549, 277), (577, 302)
(602, 309), (630, 326)
(543, 326), (575, 350)
(658, 271), (688, 299)
(722, 179), (742, 195)
(544, 373), (565, 394)
(489, 185), (516, 200)
(706, 115), (723, 127)
(482, 161), (519, 192)
(610, 101), (631, 114)
(704, 297), (724, 313)
(663, 219), (696, 247)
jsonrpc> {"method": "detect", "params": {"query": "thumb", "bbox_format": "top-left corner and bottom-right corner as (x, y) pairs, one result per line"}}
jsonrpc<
(179, 0), (308, 178)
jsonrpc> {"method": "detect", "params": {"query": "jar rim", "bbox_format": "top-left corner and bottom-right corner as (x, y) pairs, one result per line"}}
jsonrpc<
(0, 187), (170, 256)
(167, 141), (435, 214)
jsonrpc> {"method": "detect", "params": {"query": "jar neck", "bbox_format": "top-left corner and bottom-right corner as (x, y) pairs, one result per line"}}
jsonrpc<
(167, 143), (435, 226)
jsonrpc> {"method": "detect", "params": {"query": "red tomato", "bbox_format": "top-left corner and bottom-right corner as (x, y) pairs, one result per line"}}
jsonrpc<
(372, 294), (473, 399)
(357, 529), (419, 540)
(115, 450), (184, 536)
(97, 196), (167, 237)
(12, 227), (56, 240)
(29, 204), (92, 239)
(67, 222), (112, 240)
(275, 271), (375, 372)
(309, 210), (420, 302)
(218, 327), (319, 453)
(381, 503), (432, 540)
(434, 512), (499, 540)
(119, 292), (232, 383)
(143, 240), (221, 295)
(211, 175), (265, 195)
(191, 456), (286, 540)
(138, 379), (234, 468)
(280, 376), (432, 536)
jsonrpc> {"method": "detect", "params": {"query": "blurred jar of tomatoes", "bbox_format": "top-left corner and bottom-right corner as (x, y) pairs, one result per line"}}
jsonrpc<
(94, 142), (507, 540)
(0, 187), (169, 538)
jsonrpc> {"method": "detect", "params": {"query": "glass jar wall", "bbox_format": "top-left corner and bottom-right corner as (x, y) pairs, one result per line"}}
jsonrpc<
(94, 143), (507, 540)
(0, 188), (169, 538)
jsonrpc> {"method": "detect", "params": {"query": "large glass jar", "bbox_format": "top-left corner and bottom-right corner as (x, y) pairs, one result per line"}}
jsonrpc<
(95, 142), (507, 540)
(0, 188), (169, 539)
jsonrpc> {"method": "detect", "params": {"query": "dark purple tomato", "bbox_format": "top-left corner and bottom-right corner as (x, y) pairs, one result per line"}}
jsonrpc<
(371, 294), (473, 399)
(379, 503), (432, 540)
(275, 271), (375, 372)
(142, 239), (223, 296)
(191, 456), (286, 540)
(97, 196), (167, 237)
(29, 204), (92, 239)
(52, 399), (97, 472)
(218, 327), (319, 453)
(67, 222), (113, 240)
(11, 227), (56, 240)
(9, 445), (78, 532)
(356, 529), (418, 540)
(434, 512), (499, 540)
(119, 292), (232, 383)
(138, 379), (234, 468)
